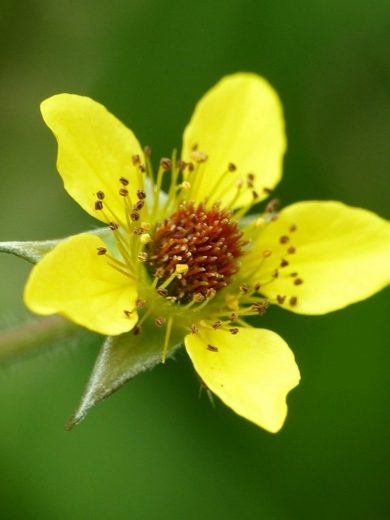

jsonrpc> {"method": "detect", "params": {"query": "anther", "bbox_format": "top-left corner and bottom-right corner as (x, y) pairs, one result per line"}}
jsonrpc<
(266, 198), (280, 213)
(277, 295), (286, 304)
(181, 181), (191, 191)
(119, 177), (129, 186)
(207, 344), (218, 352)
(160, 158), (171, 170)
(212, 321), (222, 329)
(136, 299), (145, 309)
(188, 162), (195, 172)
(123, 309), (133, 318)
(96, 247), (107, 255)
(252, 190), (259, 199)
(177, 159), (187, 170)
(140, 233), (152, 244)
(137, 252), (148, 262)
(95, 200), (103, 211)
(294, 278), (303, 285)
(289, 296), (298, 306)
(230, 312), (238, 322)
(133, 227), (144, 235)
(280, 259), (289, 267)
(144, 145), (152, 157)
(137, 189), (146, 200)
(190, 324), (198, 334)
(263, 187), (273, 195)
(240, 283), (249, 294)
(287, 246), (296, 254)
(252, 300), (269, 315)
(289, 224), (297, 232)
(155, 316), (167, 327)
(132, 325), (141, 335)
(109, 221), (119, 230)
(133, 200), (145, 211)
(193, 293), (205, 303)
(229, 328), (239, 335)
(191, 150), (208, 163)
(272, 269), (279, 278)
(131, 211), (140, 221)
(157, 287), (169, 297)
(263, 249), (272, 257)
(132, 154), (140, 165)
(119, 188), (128, 197)
(96, 191), (105, 200)
(280, 235), (289, 244)
(228, 162), (237, 172)
(290, 272), (298, 277)
(139, 164), (146, 173)
(254, 283), (261, 292)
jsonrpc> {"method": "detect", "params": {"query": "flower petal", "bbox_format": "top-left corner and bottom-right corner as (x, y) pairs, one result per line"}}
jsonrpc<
(41, 94), (144, 224)
(181, 73), (286, 209)
(185, 325), (300, 433)
(24, 233), (138, 335)
(242, 201), (390, 314)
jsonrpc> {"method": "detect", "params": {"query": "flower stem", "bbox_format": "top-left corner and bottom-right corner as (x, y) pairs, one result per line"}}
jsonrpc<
(0, 315), (91, 366)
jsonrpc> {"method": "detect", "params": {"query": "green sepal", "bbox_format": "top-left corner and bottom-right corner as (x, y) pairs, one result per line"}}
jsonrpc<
(65, 323), (183, 430)
(0, 227), (115, 264)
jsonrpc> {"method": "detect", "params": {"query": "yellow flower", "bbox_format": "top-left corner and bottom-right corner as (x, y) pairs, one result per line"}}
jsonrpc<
(24, 73), (390, 433)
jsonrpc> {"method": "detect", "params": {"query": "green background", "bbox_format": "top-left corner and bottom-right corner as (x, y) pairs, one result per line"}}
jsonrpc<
(0, 1), (389, 518)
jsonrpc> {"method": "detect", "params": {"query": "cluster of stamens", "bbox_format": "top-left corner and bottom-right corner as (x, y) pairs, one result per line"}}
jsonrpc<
(147, 202), (246, 302)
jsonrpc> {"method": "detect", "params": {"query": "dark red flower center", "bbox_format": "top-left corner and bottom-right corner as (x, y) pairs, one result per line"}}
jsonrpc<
(147, 202), (245, 301)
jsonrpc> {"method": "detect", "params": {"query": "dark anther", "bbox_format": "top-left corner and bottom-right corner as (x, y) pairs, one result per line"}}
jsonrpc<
(177, 159), (187, 170)
(212, 321), (222, 329)
(133, 227), (144, 235)
(277, 295), (286, 304)
(132, 154), (140, 165)
(289, 224), (297, 232)
(190, 324), (199, 334)
(144, 145), (152, 157)
(95, 200), (103, 211)
(133, 200), (144, 211)
(207, 344), (218, 352)
(280, 235), (289, 244)
(109, 221), (119, 230)
(155, 316), (166, 327)
(294, 278), (303, 285)
(252, 300), (269, 315)
(272, 269), (279, 278)
(136, 298), (145, 309)
(137, 189), (146, 200)
(266, 198), (280, 213)
(157, 287), (169, 297)
(263, 187), (273, 194)
(287, 246), (296, 254)
(132, 325), (141, 335)
(252, 190), (259, 199)
(289, 296), (298, 306)
(290, 272), (298, 277)
(119, 177), (129, 186)
(280, 259), (289, 267)
(254, 283), (261, 292)
(192, 143), (199, 151)
(229, 328), (239, 335)
(96, 191), (105, 200)
(119, 188), (128, 197)
(240, 283), (249, 294)
(96, 247), (107, 255)
(230, 312), (238, 322)
(139, 164), (146, 173)
(123, 309), (132, 318)
(188, 162), (194, 172)
(228, 162), (237, 172)
(160, 158), (171, 170)
(131, 211), (140, 221)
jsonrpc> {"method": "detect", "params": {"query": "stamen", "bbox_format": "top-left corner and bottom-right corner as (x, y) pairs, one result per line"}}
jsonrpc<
(206, 344), (218, 352)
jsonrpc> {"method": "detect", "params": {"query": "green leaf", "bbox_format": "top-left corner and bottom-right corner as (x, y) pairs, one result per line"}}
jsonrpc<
(0, 227), (114, 264)
(65, 323), (183, 430)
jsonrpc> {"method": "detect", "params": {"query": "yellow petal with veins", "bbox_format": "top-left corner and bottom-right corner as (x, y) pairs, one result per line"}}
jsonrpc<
(41, 94), (144, 225)
(242, 201), (390, 314)
(24, 233), (138, 335)
(185, 325), (300, 433)
(182, 73), (286, 209)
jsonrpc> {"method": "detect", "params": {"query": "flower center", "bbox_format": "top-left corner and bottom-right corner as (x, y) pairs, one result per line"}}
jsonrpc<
(147, 202), (245, 302)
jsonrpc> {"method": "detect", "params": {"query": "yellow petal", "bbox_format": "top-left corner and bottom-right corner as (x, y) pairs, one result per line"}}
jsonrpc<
(24, 233), (138, 335)
(41, 94), (144, 225)
(185, 325), (300, 433)
(242, 201), (390, 314)
(181, 73), (286, 209)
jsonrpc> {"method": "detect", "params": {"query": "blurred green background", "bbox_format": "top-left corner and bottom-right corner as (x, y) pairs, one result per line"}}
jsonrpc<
(1, 1), (389, 518)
